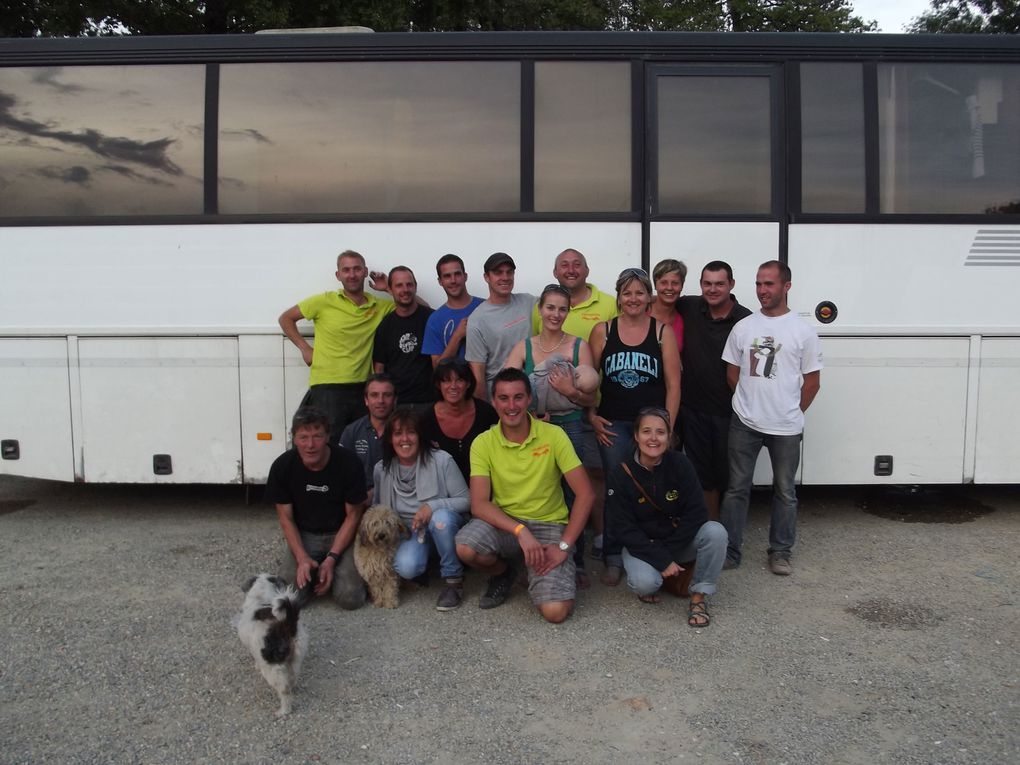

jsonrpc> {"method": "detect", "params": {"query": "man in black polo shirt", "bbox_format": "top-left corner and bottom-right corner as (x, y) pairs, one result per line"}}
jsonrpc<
(265, 407), (368, 608)
(676, 260), (752, 520)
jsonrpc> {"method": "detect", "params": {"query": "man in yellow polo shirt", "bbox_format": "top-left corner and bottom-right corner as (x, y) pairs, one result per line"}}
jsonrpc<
(455, 368), (594, 624)
(279, 250), (395, 440)
(532, 247), (618, 340)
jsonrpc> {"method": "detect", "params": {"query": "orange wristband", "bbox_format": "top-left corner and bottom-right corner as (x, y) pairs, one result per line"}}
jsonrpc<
(512, 523), (525, 537)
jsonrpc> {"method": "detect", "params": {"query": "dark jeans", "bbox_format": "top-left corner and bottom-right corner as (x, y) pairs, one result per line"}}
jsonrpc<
(301, 383), (366, 445)
(719, 415), (802, 565)
(596, 418), (635, 568)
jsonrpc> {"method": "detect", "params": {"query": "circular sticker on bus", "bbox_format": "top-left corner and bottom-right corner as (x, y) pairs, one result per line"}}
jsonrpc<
(815, 301), (838, 324)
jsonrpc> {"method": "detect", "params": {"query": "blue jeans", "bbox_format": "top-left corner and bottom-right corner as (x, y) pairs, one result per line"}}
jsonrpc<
(621, 521), (728, 597)
(392, 508), (465, 581)
(596, 418), (635, 567)
(720, 416), (802, 565)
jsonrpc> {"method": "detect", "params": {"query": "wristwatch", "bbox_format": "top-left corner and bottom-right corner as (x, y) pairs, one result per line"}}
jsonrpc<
(558, 540), (572, 552)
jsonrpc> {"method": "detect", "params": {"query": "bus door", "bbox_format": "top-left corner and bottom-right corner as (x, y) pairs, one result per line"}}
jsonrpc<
(646, 65), (786, 484)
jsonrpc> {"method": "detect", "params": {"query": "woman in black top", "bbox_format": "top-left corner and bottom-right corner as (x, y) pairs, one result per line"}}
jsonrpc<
(419, 358), (499, 481)
(605, 408), (727, 627)
(589, 267), (681, 585)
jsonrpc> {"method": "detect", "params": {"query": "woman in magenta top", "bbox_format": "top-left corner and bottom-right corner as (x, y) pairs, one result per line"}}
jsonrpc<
(649, 259), (687, 356)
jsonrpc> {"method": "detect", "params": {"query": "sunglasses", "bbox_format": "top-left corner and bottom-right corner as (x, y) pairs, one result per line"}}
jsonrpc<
(618, 267), (649, 279)
(541, 283), (571, 298)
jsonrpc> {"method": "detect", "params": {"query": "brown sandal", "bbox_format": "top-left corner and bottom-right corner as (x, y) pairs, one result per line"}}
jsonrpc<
(687, 597), (710, 628)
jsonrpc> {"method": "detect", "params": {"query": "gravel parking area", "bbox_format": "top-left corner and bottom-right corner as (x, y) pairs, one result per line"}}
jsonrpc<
(1, 476), (1017, 765)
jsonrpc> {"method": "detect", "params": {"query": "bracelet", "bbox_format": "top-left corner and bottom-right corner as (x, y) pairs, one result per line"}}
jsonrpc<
(512, 523), (525, 537)
(326, 551), (341, 562)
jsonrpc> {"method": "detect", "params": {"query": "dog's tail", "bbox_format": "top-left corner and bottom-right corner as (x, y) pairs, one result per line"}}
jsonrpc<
(260, 595), (301, 664)
(272, 594), (300, 632)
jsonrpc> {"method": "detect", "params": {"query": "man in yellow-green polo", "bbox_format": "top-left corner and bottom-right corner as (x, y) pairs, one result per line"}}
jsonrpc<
(455, 368), (594, 624)
(279, 250), (395, 440)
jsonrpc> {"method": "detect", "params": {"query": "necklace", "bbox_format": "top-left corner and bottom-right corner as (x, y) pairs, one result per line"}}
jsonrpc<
(537, 332), (566, 354)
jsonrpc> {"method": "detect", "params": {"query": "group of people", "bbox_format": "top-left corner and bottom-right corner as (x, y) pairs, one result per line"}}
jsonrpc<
(265, 246), (823, 627)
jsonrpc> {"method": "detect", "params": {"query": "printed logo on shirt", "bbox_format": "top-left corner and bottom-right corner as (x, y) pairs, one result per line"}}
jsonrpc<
(580, 313), (601, 322)
(531, 444), (551, 458)
(355, 438), (370, 457)
(749, 336), (783, 379)
(398, 331), (419, 354)
(503, 315), (528, 330)
(306, 484), (329, 493)
(666, 489), (679, 501)
(604, 351), (660, 389)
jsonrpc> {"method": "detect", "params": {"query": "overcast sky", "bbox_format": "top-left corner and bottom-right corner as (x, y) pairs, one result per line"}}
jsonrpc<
(852, 0), (933, 33)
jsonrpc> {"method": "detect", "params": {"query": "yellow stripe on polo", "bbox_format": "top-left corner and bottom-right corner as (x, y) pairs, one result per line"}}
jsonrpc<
(470, 417), (582, 524)
(298, 291), (395, 385)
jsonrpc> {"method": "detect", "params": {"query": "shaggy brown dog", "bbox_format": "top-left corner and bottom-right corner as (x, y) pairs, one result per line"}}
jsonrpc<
(354, 505), (403, 608)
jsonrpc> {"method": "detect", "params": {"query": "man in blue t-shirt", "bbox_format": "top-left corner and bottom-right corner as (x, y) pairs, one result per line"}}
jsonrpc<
(422, 254), (484, 367)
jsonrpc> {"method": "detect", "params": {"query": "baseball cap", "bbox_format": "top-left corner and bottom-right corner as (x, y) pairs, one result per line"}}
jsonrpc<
(483, 252), (516, 272)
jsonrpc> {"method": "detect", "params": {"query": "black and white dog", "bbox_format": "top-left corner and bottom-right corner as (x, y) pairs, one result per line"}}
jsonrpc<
(235, 574), (309, 716)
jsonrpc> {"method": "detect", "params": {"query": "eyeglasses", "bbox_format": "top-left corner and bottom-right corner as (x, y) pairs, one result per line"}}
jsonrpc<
(618, 267), (649, 279)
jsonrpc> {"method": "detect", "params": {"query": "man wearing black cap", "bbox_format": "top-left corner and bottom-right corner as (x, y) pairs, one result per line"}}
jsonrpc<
(465, 253), (536, 401)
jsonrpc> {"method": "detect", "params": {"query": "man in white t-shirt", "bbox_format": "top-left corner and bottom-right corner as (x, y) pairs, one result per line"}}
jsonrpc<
(720, 260), (822, 576)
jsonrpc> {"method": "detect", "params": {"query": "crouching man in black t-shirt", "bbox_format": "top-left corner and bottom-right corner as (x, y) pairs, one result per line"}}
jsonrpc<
(265, 406), (369, 609)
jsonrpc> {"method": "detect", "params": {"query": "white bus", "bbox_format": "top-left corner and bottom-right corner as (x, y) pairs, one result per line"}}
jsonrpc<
(1, 31), (1018, 485)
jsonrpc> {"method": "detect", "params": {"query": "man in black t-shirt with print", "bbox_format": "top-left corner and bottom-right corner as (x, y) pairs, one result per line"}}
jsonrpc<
(265, 407), (368, 608)
(373, 266), (435, 411)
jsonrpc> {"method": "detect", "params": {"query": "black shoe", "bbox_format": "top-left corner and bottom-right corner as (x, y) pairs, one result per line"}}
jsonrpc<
(479, 563), (517, 609)
(435, 580), (464, 611)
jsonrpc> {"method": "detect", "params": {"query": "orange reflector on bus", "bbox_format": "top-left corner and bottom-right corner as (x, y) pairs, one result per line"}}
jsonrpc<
(256, 433), (273, 441)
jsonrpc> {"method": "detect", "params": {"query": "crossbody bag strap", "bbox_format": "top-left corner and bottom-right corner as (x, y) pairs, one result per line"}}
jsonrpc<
(620, 462), (662, 513)
(620, 461), (680, 528)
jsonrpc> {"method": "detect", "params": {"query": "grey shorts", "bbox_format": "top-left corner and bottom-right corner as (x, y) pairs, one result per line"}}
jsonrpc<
(456, 518), (576, 605)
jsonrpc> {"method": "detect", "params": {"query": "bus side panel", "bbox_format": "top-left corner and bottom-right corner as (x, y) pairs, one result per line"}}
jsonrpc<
(801, 337), (969, 485)
(78, 337), (242, 483)
(790, 224), (1020, 333)
(975, 337), (1020, 483)
(0, 338), (75, 482)
(648, 222), (778, 299)
(238, 335), (287, 485)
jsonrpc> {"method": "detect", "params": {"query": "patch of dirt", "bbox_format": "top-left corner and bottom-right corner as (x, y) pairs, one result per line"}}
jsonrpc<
(847, 597), (943, 630)
(857, 486), (994, 524)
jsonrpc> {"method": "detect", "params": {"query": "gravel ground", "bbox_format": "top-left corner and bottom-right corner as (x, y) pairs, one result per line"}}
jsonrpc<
(0, 476), (1017, 765)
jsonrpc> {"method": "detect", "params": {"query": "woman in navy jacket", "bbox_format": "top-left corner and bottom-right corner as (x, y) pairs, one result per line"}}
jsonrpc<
(605, 407), (727, 627)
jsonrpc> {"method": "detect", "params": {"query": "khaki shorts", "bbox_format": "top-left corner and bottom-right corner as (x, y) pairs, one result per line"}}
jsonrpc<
(456, 518), (576, 605)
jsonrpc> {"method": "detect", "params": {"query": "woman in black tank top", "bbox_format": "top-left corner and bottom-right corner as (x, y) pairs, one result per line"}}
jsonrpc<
(587, 267), (681, 584)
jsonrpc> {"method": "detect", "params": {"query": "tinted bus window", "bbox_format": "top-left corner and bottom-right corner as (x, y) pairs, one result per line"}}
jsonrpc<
(218, 62), (520, 215)
(800, 63), (865, 214)
(657, 75), (771, 214)
(0, 66), (205, 218)
(534, 62), (631, 212)
(879, 63), (1020, 214)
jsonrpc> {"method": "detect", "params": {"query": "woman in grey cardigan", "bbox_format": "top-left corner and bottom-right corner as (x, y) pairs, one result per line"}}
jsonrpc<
(373, 409), (470, 611)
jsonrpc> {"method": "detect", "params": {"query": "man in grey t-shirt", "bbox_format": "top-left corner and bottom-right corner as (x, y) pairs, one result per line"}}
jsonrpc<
(465, 252), (536, 401)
